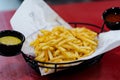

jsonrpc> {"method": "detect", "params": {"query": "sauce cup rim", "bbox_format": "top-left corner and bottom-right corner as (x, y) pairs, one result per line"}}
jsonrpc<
(0, 30), (25, 46)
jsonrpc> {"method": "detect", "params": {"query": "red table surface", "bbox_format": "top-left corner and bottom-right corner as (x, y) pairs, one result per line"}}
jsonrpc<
(0, 1), (120, 80)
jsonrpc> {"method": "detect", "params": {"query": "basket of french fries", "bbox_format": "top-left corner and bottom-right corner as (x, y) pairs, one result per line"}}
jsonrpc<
(21, 22), (104, 75)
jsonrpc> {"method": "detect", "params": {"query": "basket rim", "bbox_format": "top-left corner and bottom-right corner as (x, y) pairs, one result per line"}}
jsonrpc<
(21, 22), (105, 65)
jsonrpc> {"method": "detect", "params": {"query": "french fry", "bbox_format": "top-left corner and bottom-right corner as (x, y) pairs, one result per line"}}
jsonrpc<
(58, 47), (66, 52)
(50, 56), (63, 62)
(53, 50), (60, 56)
(77, 35), (97, 45)
(44, 50), (49, 62)
(48, 50), (53, 60)
(35, 51), (45, 62)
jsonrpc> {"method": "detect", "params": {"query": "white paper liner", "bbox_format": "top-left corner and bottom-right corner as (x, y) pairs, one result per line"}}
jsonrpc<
(10, 0), (71, 37)
(10, 0), (120, 76)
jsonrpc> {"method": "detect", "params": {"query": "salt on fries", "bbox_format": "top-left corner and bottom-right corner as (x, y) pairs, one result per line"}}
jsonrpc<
(30, 26), (98, 72)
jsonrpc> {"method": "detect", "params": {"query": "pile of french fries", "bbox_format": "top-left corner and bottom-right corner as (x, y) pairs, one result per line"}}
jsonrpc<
(30, 26), (98, 64)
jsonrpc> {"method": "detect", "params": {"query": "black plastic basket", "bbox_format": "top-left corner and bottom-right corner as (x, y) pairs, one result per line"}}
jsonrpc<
(21, 22), (106, 74)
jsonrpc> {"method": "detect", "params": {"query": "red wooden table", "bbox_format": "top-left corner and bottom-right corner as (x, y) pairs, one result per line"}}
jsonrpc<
(0, 1), (120, 80)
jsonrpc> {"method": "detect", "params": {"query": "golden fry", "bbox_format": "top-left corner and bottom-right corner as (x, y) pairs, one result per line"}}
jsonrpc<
(48, 50), (53, 60)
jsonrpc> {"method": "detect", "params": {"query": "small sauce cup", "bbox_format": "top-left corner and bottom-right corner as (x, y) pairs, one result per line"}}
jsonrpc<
(102, 7), (120, 30)
(0, 30), (25, 56)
